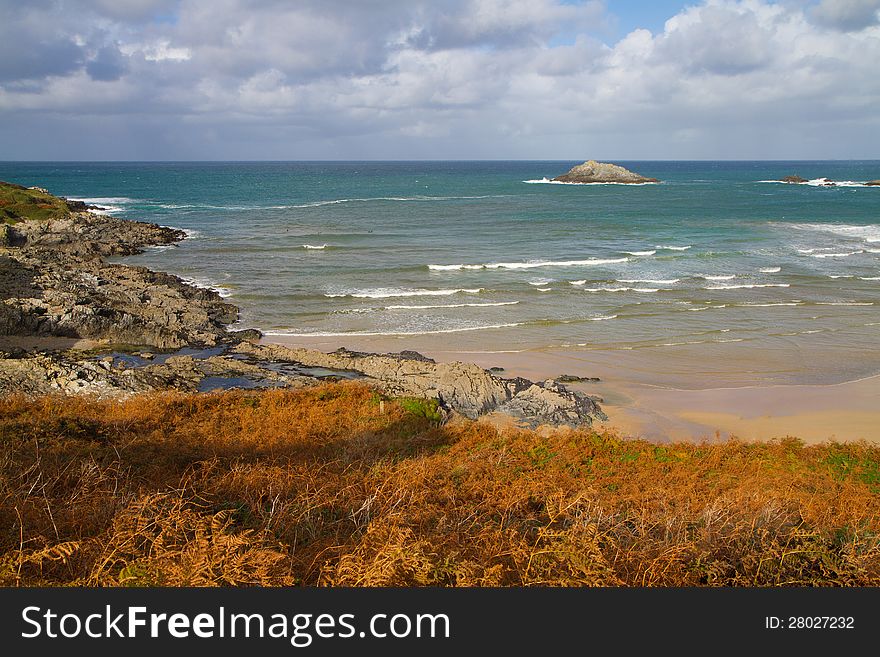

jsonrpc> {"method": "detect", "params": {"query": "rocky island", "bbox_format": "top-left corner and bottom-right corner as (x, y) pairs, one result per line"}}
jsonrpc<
(778, 175), (879, 186)
(0, 180), (604, 428)
(552, 160), (659, 184)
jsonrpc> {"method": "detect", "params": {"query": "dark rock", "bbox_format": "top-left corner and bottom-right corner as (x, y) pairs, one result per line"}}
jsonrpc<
(780, 175), (808, 184)
(865, 180), (880, 186)
(496, 379), (607, 429)
(487, 366), (505, 373)
(228, 328), (263, 343)
(556, 374), (600, 383)
(552, 160), (659, 184)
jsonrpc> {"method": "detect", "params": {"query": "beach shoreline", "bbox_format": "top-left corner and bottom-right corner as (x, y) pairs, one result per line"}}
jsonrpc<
(265, 334), (880, 444)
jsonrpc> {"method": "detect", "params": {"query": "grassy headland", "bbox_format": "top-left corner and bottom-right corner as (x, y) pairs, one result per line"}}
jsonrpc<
(0, 181), (76, 224)
(3, 382), (878, 587)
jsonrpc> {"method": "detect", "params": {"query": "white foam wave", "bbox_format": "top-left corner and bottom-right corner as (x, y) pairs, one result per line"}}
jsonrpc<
(588, 314), (618, 321)
(569, 280), (586, 286)
(302, 244), (328, 250)
(815, 301), (873, 306)
(860, 276), (880, 280)
(182, 228), (201, 239)
(289, 195), (507, 209)
(536, 288), (552, 292)
(737, 302), (803, 307)
(583, 287), (660, 293)
(428, 258), (629, 271)
(68, 196), (135, 205)
(656, 245), (692, 251)
(624, 250), (656, 256)
(759, 267), (781, 273)
(180, 277), (233, 298)
(326, 288), (482, 299)
(88, 205), (125, 215)
(828, 275), (854, 279)
(385, 301), (519, 309)
(263, 323), (523, 337)
(788, 223), (880, 243)
(810, 251), (863, 258)
(527, 278), (555, 286)
(705, 283), (790, 290)
(618, 278), (680, 284)
(699, 274), (736, 281)
(759, 178), (874, 188)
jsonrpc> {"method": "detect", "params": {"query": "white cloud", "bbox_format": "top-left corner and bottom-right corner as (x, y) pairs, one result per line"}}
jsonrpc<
(0, 0), (879, 158)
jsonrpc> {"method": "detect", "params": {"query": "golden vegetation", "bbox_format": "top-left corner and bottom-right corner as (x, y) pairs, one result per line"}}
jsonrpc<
(2, 382), (879, 587)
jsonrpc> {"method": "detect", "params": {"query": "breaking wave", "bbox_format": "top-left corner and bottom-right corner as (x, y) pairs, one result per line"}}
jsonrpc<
(427, 258), (628, 271)
(325, 288), (483, 299)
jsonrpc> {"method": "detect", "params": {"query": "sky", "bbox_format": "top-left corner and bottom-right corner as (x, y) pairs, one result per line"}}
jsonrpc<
(1, 0), (879, 160)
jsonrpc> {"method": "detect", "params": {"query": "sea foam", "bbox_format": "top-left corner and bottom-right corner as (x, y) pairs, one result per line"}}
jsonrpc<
(705, 283), (790, 290)
(263, 323), (523, 337)
(427, 258), (628, 271)
(326, 288), (483, 299)
(385, 301), (519, 309)
(583, 286), (661, 293)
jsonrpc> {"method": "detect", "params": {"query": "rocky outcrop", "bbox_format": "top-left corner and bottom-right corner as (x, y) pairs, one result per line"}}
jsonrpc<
(780, 175), (808, 184)
(1, 209), (237, 349)
(0, 350), (315, 398)
(866, 180), (880, 186)
(233, 343), (607, 428)
(0, 182), (607, 429)
(552, 160), (659, 184)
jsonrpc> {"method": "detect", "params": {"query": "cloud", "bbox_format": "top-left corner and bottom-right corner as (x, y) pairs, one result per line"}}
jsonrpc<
(86, 45), (129, 81)
(810, 0), (880, 32)
(0, 0), (879, 159)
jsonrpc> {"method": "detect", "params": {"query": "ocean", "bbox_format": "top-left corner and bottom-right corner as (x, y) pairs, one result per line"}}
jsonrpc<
(3, 160), (878, 388)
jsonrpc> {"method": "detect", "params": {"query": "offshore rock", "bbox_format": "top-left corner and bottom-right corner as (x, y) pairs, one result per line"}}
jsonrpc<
(552, 160), (659, 184)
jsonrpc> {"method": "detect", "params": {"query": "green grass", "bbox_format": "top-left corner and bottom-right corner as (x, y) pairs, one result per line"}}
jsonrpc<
(398, 396), (444, 423)
(0, 180), (73, 224)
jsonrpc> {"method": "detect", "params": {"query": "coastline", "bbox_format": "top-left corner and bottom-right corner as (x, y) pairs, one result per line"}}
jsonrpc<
(3, 179), (878, 442)
(265, 334), (880, 443)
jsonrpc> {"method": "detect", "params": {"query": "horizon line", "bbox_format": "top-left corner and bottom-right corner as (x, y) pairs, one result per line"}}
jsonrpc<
(2, 158), (880, 164)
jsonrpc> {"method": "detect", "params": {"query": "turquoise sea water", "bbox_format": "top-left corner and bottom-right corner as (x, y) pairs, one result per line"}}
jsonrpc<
(2, 161), (879, 386)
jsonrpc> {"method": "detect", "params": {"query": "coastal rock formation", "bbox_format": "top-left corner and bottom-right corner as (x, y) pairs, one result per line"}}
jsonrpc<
(234, 343), (607, 428)
(0, 350), (314, 398)
(552, 160), (659, 184)
(0, 183), (237, 349)
(866, 180), (880, 186)
(780, 175), (808, 184)
(0, 181), (607, 428)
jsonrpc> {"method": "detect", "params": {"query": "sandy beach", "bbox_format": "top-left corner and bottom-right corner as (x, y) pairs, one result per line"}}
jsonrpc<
(267, 334), (880, 444)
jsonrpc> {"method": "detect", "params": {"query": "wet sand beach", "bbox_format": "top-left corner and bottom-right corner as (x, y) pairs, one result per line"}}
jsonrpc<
(269, 334), (880, 444)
